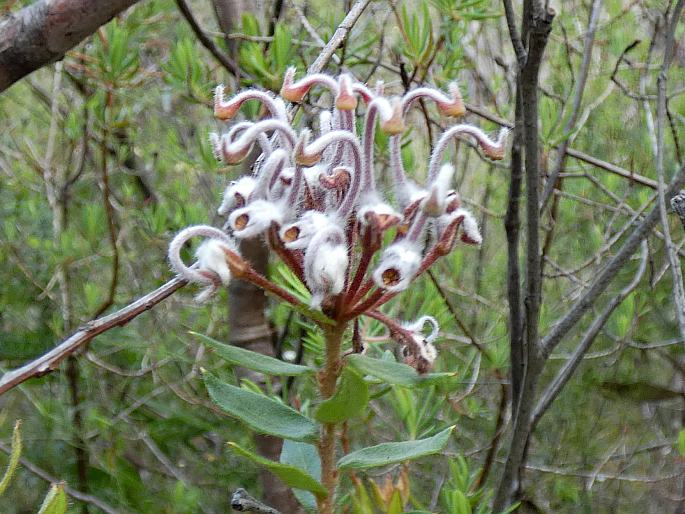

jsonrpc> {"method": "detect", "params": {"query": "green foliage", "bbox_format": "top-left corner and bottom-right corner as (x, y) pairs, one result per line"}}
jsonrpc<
(229, 442), (327, 496)
(280, 440), (321, 512)
(314, 368), (369, 423)
(193, 332), (314, 375)
(0, 421), (21, 496)
(1, 0), (683, 512)
(203, 372), (319, 442)
(36, 484), (68, 514)
(347, 354), (454, 387)
(338, 426), (454, 470)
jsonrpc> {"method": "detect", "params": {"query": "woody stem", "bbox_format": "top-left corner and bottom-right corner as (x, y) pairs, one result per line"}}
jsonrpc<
(317, 322), (347, 514)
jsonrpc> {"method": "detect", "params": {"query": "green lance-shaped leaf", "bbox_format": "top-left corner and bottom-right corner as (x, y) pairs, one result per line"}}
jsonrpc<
(204, 373), (318, 443)
(280, 440), (322, 512)
(193, 332), (314, 376)
(37, 483), (68, 514)
(229, 442), (327, 497)
(600, 380), (683, 402)
(337, 426), (454, 470)
(314, 368), (369, 423)
(347, 355), (453, 387)
(678, 429), (685, 457)
(0, 420), (21, 496)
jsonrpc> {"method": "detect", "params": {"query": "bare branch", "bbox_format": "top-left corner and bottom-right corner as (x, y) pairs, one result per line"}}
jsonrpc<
(532, 241), (648, 425)
(0, 0), (141, 92)
(502, 0), (526, 65)
(541, 160), (685, 358)
(0, 277), (186, 396)
(174, 0), (243, 78)
(306, 0), (372, 74)
(540, 0), (603, 209)
(655, 0), (685, 338)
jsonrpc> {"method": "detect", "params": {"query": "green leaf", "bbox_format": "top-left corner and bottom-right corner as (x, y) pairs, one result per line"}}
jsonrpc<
(193, 332), (314, 376)
(338, 426), (454, 470)
(314, 368), (369, 423)
(281, 440), (321, 512)
(677, 429), (685, 457)
(600, 381), (683, 402)
(387, 490), (403, 514)
(347, 355), (453, 387)
(451, 490), (472, 514)
(229, 442), (327, 497)
(0, 420), (21, 495)
(204, 373), (319, 442)
(37, 483), (68, 514)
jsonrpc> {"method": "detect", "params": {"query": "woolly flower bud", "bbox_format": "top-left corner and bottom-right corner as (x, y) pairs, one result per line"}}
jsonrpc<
(372, 241), (422, 292)
(436, 207), (482, 251)
(380, 97), (405, 135)
(404, 315), (439, 342)
(196, 239), (232, 285)
(358, 200), (402, 230)
(279, 211), (333, 250)
(401, 316), (440, 372)
(455, 208), (482, 245)
(437, 82), (466, 117)
(423, 163), (455, 217)
(228, 200), (283, 239)
(217, 177), (256, 215)
(168, 225), (237, 302)
(304, 231), (349, 308)
(335, 74), (358, 111)
(303, 165), (329, 189)
(280, 67), (338, 104)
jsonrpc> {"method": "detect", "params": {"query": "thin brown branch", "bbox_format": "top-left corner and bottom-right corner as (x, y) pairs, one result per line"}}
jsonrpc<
(462, 102), (659, 190)
(540, 160), (685, 358)
(540, 0), (602, 209)
(0, 277), (187, 396)
(306, 0), (372, 74)
(655, 0), (685, 338)
(174, 0), (244, 78)
(532, 241), (648, 427)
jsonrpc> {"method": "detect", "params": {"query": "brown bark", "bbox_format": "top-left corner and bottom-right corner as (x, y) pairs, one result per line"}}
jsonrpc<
(0, 0), (142, 92)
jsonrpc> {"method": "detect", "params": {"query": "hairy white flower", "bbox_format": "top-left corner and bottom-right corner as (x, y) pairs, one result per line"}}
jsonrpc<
(357, 195), (401, 228)
(423, 163), (455, 217)
(372, 241), (422, 292)
(303, 227), (348, 308)
(457, 208), (482, 245)
(228, 200), (283, 238)
(303, 164), (329, 189)
(218, 177), (257, 215)
(168, 225), (237, 302)
(280, 211), (337, 250)
(404, 315), (439, 343)
(196, 238), (232, 285)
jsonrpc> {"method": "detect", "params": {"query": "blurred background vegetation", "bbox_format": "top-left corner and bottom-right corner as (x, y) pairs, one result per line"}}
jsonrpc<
(0, 0), (684, 512)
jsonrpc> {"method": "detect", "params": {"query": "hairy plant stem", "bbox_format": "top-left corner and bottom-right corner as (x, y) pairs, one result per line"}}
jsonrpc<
(317, 322), (347, 514)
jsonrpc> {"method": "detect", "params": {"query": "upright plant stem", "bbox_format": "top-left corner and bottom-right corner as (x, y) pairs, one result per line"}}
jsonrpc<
(317, 322), (347, 514)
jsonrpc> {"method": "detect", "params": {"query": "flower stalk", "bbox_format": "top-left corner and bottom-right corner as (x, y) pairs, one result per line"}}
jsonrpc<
(168, 69), (506, 512)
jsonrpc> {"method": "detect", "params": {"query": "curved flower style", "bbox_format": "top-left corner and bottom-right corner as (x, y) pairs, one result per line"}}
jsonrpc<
(168, 69), (506, 371)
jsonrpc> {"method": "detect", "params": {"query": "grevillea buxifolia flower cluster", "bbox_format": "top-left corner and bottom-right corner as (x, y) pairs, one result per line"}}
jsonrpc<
(168, 67), (507, 372)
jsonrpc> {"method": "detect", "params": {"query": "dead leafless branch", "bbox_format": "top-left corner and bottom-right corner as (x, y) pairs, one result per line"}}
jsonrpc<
(0, 277), (186, 396)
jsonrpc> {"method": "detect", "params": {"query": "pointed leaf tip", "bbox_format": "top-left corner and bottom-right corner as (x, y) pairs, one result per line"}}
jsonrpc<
(337, 426), (454, 470)
(204, 373), (319, 442)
